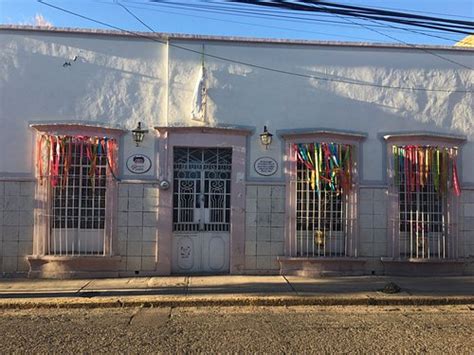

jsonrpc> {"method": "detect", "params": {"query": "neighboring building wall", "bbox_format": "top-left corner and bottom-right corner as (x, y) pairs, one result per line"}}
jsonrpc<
(244, 184), (286, 273)
(117, 182), (159, 276)
(0, 180), (34, 276)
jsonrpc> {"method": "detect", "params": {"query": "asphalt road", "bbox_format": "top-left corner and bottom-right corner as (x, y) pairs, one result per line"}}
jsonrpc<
(1, 305), (472, 353)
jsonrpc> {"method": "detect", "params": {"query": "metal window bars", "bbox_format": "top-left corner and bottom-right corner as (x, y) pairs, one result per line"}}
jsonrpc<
(392, 145), (460, 259)
(37, 137), (116, 256)
(173, 147), (232, 232)
(291, 143), (356, 257)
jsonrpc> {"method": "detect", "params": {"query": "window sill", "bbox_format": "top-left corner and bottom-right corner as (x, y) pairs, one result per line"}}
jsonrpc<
(278, 256), (368, 277)
(27, 255), (122, 279)
(380, 257), (468, 276)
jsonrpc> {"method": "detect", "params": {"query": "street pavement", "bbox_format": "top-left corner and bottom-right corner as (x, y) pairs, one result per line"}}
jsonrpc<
(0, 305), (472, 353)
(0, 275), (473, 308)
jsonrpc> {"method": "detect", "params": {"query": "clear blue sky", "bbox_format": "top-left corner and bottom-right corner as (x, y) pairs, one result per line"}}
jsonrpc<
(0, 0), (472, 45)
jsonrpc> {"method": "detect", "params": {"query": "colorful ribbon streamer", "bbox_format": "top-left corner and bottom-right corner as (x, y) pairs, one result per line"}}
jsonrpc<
(294, 143), (352, 194)
(393, 145), (461, 197)
(36, 134), (118, 187)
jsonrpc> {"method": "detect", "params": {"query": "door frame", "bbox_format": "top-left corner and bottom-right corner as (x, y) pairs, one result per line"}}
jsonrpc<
(155, 126), (251, 274)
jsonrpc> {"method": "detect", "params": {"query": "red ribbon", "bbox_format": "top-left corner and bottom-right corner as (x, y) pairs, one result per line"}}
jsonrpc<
(453, 158), (461, 197)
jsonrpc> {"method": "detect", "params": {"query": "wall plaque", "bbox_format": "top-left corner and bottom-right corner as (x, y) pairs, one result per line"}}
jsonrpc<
(126, 154), (152, 174)
(254, 156), (278, 176)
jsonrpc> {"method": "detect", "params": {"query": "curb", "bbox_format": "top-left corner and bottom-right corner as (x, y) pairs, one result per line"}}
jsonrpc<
(0, 295), (473, 309)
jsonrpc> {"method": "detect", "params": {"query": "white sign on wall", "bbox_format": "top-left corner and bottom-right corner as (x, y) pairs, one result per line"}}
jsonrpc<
(126, 154), (152, 174)
(254, 156), (278, 176)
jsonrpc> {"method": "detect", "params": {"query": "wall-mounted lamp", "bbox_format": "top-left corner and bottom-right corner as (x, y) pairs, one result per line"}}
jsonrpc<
(259, 125), (273, 149)
(131, 122), (149, 147)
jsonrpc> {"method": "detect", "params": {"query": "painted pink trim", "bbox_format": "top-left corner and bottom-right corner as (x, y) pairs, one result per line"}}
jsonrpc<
(155, 130), (172, 275)
(383, 134), (466, 146)
(154, 128), (247, 274)
(284, 143), (297, 257)
(33, 177), (50, 256)
(30, 123), (126, 137)
(280, 131), (366, 142)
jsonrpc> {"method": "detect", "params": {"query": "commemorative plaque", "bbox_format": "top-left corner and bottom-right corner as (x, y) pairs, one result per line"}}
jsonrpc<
(254, 157), (278, 176)
(126, 154), (152, 174)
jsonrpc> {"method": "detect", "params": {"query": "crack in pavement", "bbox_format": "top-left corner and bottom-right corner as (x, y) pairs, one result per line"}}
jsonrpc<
(76, 280), (93, 296)
(128, 306), (144, 326)
(282, 275), (299, 296)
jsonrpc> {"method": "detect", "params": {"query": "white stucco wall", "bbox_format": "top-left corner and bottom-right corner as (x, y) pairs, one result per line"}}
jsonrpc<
(0, 28), (472, 184)
(0, 29), (167, 175)
(167, 39), (473, 183)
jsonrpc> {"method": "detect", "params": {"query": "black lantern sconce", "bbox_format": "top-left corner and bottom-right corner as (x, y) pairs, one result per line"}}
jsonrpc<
(259, 125), (273, 149)
(131, 122), (149, 147)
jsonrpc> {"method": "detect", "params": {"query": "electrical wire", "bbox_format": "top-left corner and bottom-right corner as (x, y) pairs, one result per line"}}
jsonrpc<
(306, 1), (474, 28)
(308, 2), (473, 70)
(37, 0), (473, 93)
(320, 0), (474, 20)
(225, 1), (474, 34)
(117, 1), (155, 31)
(217, 0), (471, 68)
(145, 0), (461, 41)
(119, 2), (385, 41)
(140, 0), (464, 39)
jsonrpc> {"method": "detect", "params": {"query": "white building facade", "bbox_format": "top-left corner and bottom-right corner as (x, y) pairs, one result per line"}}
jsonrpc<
(0, 26), (473, 278)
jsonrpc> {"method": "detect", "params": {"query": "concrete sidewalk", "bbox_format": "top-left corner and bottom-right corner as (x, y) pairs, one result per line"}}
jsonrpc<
(0, 275), (472, 308)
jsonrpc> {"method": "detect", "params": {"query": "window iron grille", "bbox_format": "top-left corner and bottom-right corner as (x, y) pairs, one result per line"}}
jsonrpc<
(38, 136), (116, 256)
(291, 143), (356, 257)
(393, 145), (460, 259)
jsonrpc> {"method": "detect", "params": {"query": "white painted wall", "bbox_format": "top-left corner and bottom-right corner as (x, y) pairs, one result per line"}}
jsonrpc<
(1, 28), (472, 184)
(0, 30), (167, 175)
(167, 40), (473, 183)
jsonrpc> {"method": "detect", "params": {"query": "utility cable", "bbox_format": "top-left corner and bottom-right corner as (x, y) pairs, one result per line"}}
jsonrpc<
(226, 1), (474, 34)
(144, 0), (466, 37)
(37, 0), (473, 93)
(309, 2), (473, 70)
(224, 0), (472, 69)
(138, 0), (461, 40)
(331, 0), (473, 20)
(121, 2), (384, 41)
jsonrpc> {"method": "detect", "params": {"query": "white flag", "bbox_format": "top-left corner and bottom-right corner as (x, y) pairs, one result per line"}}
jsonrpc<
(191, 66), (206, 121)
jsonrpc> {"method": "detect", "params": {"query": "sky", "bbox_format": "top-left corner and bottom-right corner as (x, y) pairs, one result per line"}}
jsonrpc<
(0, 0), (472, 45)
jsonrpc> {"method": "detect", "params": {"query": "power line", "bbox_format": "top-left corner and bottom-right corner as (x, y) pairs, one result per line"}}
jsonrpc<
(166, 0), (463, 42)
(329, 0), (474, 20)
(117, 1), (155, 31)
(120, 2), (386, 41)
(37, 0), (473, 93)
(140, 0), (461, 41)
(308, 2), (473, 70)
(308, 1), (474, 28)
(224, 1), (471, 69)
(141, 0), (463, 39)
(226, 1), (474, 34)
(184, 0), (472, 20)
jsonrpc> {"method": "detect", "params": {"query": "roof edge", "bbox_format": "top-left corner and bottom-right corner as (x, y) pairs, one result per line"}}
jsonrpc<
(1, 25), (472, 52)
